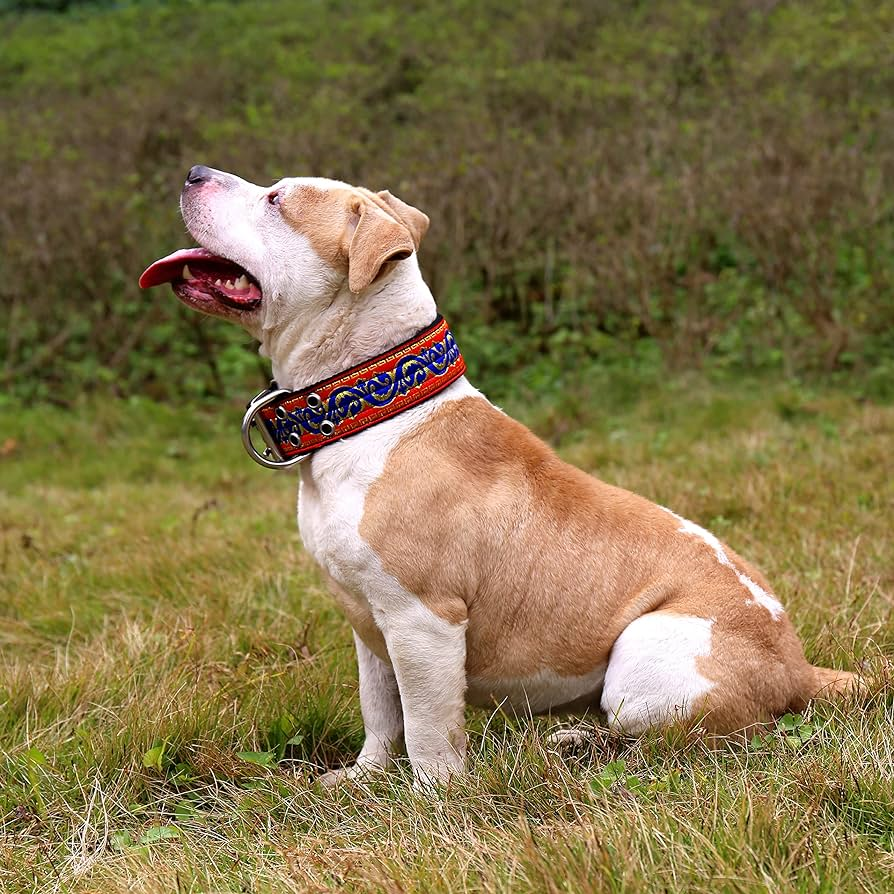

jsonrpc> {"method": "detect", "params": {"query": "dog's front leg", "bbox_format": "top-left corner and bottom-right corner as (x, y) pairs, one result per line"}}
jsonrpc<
(320, 632), (404, 786)
(383, 606), (468, 787)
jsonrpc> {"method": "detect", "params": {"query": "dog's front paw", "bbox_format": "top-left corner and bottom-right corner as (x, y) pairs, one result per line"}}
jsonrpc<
(317, 762), (386, 788)
(410, 757), (465, 791)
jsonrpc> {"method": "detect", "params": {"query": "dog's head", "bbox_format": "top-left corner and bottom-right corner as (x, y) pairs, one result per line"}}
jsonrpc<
(140, 166), (430, 343)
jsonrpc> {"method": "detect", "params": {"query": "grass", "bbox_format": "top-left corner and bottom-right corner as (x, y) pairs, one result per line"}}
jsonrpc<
(1, 375), (893, 893)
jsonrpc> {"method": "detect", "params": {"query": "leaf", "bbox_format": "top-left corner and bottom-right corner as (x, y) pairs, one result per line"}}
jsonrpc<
(24, 748), (46, 766)
(170, 762), (196, 783)
(268, 712), (302, 759)
(23, 748), (48, 818)
(664, 770), (682, 792)
(142, 742), (167, 772)
(237, 750), (276, 767)
(778, 713), (802, 731)
(624, 774), (645, 791)
(591, 760), (627, 791)
(174, 800), (202, 821)
(139, 825), (181, 845)
(110, 830), (134, 850)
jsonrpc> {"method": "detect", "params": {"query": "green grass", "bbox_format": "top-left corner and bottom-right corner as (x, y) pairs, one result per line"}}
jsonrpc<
(1, 377), (893, 892)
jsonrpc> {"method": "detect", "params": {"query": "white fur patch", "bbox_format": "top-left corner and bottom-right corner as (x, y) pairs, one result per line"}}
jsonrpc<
(467, 664), (606, 715)
(602, 613), (715, 733)
(663, 508), (785, 620)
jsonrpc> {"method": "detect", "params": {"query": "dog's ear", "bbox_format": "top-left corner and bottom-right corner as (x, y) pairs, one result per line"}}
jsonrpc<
(348, 199), (416, 294)
(376, 190), (430, 251)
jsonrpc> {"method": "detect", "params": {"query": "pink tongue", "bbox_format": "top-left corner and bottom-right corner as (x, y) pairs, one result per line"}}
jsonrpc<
(139, 247), (224, 288)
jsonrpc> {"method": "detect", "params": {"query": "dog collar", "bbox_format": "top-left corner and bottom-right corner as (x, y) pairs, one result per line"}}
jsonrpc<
(241, 316), (466, 469)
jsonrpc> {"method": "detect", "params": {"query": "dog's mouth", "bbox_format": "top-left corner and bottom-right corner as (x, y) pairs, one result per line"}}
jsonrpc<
(139, 247), (262, 312)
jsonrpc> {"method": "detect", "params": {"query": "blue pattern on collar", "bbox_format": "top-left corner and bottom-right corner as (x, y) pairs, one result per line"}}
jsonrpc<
(266, 328), (461, 443)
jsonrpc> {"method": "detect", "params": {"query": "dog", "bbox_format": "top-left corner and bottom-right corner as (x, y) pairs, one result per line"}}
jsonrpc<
(141, 165), (856, 786)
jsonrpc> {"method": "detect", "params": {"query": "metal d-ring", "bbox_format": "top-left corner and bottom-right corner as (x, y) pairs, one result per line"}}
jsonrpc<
(241, 386), (308, 470)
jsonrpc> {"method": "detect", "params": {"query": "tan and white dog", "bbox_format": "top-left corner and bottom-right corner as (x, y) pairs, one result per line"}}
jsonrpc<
(142, 165), (855, 786)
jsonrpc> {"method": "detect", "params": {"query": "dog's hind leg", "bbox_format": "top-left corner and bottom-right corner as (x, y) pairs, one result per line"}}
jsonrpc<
(601, 611), (716, 735)
(601, 605), (821, 737)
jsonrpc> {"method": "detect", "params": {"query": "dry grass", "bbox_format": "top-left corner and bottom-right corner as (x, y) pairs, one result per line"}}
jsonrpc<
(1, 377), (892, 893)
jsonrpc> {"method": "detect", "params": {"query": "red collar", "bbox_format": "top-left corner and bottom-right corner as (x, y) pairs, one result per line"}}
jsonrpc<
(241, 316), (466, 468)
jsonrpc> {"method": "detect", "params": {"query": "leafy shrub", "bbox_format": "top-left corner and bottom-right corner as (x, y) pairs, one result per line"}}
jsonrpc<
(1, 0), (892, 402)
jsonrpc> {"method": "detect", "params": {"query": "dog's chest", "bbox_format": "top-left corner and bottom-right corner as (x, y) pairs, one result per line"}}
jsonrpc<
(297, 462), (374, 593)
(296, 379), (479, 596)
(294, 407), (436, 620)
(297, 462), (392, 656)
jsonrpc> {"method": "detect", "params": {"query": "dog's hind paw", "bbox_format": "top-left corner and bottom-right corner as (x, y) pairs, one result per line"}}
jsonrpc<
(546, 726), (600, 752)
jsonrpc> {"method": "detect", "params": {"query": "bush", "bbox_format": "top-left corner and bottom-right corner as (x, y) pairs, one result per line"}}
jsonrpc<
(1, 0), (893, 402)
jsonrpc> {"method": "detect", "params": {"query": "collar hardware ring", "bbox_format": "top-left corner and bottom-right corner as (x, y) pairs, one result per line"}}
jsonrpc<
(241, 384), (309, 470)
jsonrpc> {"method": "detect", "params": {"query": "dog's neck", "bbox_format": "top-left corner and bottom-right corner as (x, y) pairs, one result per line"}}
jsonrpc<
(263, 258), (438, 392)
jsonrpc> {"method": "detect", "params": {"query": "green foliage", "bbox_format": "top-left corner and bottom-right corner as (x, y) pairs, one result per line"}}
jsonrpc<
(110, 824), (182, 854)
(750, 713), (818, 753)
(590, 759), (683, 797)
(11, 748), (48, 818)
(236, 750), (277, 767)
(141, 741), (168, 772)
(1, 0), (893, 403)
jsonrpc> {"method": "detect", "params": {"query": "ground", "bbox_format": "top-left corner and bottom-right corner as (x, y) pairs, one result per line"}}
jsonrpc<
(1, 376), (892, 893)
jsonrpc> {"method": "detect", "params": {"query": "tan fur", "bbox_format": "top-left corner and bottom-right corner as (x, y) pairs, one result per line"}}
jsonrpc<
(360, 188), (430, 250)
(347, 201), (415, 293)
(359, 395), (839, 734)
(281, 184), (354, 269)
(325, 573), (390, 662)
(812, 665), (860, 699)
(281, 184), (427, 295)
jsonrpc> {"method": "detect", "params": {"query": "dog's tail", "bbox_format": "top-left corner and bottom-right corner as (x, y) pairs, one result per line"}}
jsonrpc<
(811, 665), (863, 701)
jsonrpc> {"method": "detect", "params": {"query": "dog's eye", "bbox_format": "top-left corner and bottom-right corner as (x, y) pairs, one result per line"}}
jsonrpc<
(267, 190), (282, 206)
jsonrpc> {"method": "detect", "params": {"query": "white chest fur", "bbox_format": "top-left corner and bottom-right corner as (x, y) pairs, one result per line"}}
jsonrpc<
(296, 378), (482, 628)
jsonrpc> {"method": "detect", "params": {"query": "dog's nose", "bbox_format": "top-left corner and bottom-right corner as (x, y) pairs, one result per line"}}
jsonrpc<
(185, 164), (215, 186)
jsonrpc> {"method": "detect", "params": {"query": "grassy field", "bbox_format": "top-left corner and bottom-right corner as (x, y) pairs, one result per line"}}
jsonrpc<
(1, 377), (893, 893)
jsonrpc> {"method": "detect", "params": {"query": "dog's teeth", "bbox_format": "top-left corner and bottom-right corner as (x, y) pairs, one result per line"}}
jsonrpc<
(234, 274), (249, 290)
(182, 264), (195, 281)
(225, 279), (235, 289)
(215, 278), (222, 286)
